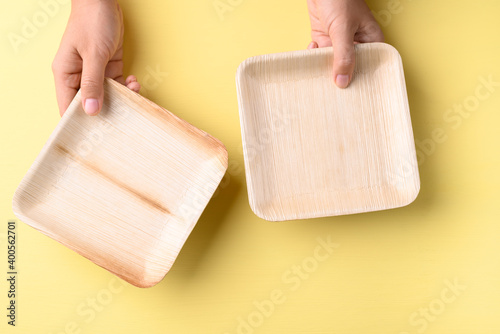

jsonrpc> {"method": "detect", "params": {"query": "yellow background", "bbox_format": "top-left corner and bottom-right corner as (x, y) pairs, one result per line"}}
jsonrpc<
(1, 0), (499, 333)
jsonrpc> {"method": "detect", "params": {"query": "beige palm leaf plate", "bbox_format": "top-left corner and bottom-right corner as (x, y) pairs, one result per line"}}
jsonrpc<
(236, 43), (420, 221)
(13, 78), (228, 287)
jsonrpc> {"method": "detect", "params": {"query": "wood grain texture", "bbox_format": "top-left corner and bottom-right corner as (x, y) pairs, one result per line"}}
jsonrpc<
(236, 43), (420, 221)
(12, 78), (228, 287)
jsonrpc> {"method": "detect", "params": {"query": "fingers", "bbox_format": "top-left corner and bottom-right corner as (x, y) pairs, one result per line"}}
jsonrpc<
(53, 70), (80, 117)
(125, 75), (140, 92)
(104, 59), (124, 81)
(356, 19), (384, 43)
(52, 53), (82, 117)
(310, 32), (332, 48)
(307, 41), (319, 49)
(103, 60), (139, 92)
(329, 25), (356, 89)
(105, 59), (133, 88)
(80, 50), (108, 116)
(115, 75), (140, 92)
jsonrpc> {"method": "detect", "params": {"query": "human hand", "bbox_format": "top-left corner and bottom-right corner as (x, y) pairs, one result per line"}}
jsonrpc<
(307, 0), (384, 88)
(52, 0), (140, 116)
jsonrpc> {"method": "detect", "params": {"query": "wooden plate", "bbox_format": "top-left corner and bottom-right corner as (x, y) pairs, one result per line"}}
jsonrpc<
(236, 43), (419, 221)
(13, 78), (228, 287)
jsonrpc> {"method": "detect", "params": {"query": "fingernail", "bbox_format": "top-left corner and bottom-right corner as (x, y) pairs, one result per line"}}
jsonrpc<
(84, 99), (99, 115)
(307, 41), (318, 49)
(335, 74), (350, 88)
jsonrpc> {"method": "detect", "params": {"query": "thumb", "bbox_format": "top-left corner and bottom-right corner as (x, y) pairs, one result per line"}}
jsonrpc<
(330, 26), (356, 89)
(80, 51), (107, 115)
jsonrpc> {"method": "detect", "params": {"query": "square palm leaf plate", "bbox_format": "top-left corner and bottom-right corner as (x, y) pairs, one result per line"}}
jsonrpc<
(13, 78), (228, 287)
(236, 43), (419, 221)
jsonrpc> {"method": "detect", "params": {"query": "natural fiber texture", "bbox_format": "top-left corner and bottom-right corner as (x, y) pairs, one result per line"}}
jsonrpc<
(236, 43), (419, 221)
(13, 78), (228, 287)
